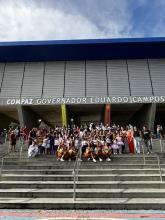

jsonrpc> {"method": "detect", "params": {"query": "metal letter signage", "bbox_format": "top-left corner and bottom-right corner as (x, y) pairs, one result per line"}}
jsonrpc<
(2, 96), (165, 105)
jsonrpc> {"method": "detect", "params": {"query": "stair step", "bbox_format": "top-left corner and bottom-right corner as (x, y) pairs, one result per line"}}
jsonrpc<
(1, 174), (164, 181)
(0, 197), (164, 209)
(0, 188), (164, 198)
(0, 181), (165, 189)
(2, 168), (161, 175)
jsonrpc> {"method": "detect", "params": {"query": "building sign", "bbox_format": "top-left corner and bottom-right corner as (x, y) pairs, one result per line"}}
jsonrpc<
(2, 96), (165, 105)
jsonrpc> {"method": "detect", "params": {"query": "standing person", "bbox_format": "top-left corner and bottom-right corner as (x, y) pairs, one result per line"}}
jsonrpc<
(75, 137), (82, 161)
(23, 126), (29, 142)
(28, 128), (37, 147)
(54, 134), (60, 156)
(116, 133), (124, 154)
(133, 126), (141, 154)
(15, 126), (20, 141)
(9, 130), (16, 152)
(111, 138), (119, 155)
(42, 135), (50, 155)
(157, 125), (163, 139)
(121, 126), (128, 153)
(127, 126), (134, 154)
(49, 132), (54, 154)
(142, 125), (152, 154)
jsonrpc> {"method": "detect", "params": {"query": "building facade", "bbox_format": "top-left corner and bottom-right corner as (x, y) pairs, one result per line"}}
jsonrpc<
(0, 38), (165, 130)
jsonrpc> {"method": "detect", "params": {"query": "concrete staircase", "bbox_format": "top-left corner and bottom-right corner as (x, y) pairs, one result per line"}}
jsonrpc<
(0, 142), (165, 209)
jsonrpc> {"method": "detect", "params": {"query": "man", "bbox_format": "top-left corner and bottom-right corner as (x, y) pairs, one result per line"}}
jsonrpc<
(75, 136), (82, 161)
(142, 125), (152, 154)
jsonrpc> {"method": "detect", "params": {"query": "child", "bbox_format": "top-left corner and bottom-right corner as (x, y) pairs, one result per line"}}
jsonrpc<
(102, 144), (111, 161)
(57, 144), (65, 161)
(111, 139), (119, 155)
(116, 133), (124, 154)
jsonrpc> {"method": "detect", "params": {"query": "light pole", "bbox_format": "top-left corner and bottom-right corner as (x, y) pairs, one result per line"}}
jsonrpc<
(38, 119), (42, 127)
(70, 118), (74, 134)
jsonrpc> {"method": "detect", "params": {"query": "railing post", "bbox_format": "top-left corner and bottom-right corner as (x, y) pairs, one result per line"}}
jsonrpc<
(72, 147), (81, 201)
(0, 146), (13, 181)
(5, 133), (7, 143)
(160, 139), (163, 153)
(73, 170), (76, 200)
(157, 154), (163, 182)
(0, 158), (4, 179)
(8, 140), (10, 153)
(141, 141), (146, 165)
(19, 144), (23, 160)
(20, 135), (26, 160)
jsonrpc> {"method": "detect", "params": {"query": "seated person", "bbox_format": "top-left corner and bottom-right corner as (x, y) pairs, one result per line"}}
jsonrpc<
(28, 140), (38, 158)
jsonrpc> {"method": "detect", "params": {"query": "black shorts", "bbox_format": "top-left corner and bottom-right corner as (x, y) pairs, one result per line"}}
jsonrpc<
(11, 141), (16, 146)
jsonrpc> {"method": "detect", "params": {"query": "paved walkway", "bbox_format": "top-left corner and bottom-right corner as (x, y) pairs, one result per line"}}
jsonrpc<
(0, 210), (165, 220)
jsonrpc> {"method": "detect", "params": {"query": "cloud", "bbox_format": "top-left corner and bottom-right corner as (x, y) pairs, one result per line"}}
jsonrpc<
(0, 0), (134, 41)
(2, 0), (164, 42)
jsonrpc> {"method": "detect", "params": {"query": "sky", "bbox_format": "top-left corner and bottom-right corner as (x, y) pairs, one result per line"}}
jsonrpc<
(0, 0), (165, 41)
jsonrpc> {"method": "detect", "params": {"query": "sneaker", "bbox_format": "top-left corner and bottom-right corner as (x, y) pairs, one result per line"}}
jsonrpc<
(60, 158), (65, 161)
(93, 158), (96, 163)
(147, 152), (150, 155)
(107, 158), (111, 161)
(99, 158), (103, 162)
(78, 158), (82, 162)
(88, 158), (91, 161)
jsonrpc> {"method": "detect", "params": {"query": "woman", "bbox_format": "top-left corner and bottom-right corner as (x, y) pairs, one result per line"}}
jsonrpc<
(54, 134), (60, 156)
(67, 138), (76, 161)
(127, 126), (134, 154)
(102, 143), (111, 161)
(42, 135), (50, 155)
(57, 143), (65, 161)
(95, 137), (103, 162)
(133, 126), (141, 154)
(84, 141), (96, 163)
(10, 130), (16, 152)
(28, 140), (38, 158)
(116, 133), (124, 154)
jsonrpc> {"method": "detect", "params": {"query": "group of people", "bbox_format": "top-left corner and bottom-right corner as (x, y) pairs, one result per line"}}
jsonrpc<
(7, 122), (159, 162)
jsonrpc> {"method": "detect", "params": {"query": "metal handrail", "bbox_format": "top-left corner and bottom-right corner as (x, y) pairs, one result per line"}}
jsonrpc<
(141, 140), (146, 165)
(0, 136), (24, 179)
(5, 133), (8, 144)
(19, 136), (24, 160)
(72, 146), (81, 201)
(157, 154), (163, 182)
(0, 146), (12, 179)
(160, 139), (163, 153)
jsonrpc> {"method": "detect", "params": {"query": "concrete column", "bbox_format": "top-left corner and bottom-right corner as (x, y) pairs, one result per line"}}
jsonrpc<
(61, 104), (67, 127)
(147, 103), (156, 130)
(105, 104), (111, 126)
(17, 106), (41, 129)
(131, 103), (156, 130)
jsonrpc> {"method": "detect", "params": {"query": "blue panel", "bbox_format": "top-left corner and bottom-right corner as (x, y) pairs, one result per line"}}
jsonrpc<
(0, 37), (165, 62)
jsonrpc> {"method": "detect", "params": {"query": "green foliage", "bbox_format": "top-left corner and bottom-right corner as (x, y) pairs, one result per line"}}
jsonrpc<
(9, 122), (19, 129)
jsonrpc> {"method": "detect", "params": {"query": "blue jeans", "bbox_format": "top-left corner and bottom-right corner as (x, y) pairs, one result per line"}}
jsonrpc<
(133, 137), (141, 154)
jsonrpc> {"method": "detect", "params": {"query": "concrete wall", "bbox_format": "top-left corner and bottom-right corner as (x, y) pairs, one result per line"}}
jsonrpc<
(0, 113), (18, 131)
(17, 106), (43, 129)
(16, 103), (157, 130)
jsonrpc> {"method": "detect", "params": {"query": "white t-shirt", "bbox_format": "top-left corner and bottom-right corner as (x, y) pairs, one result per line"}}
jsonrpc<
(54, 139), (60, 146)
